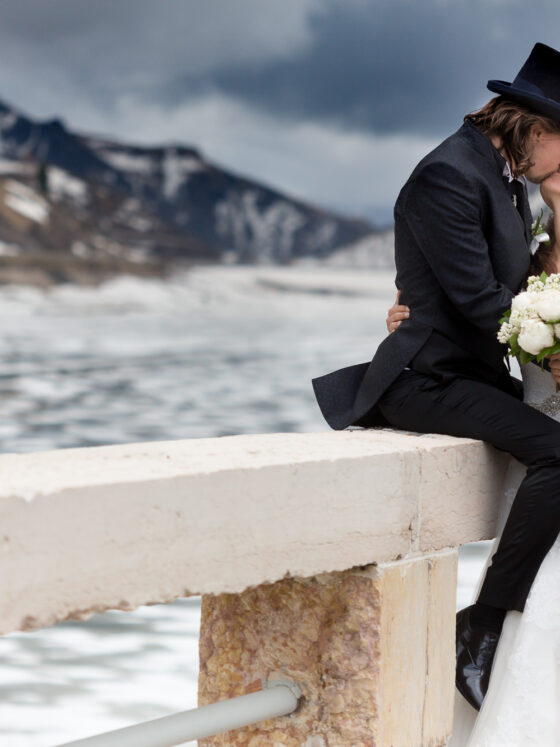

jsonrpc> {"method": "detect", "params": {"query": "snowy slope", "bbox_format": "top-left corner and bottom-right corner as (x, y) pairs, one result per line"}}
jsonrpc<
(0, 95), (383, 268)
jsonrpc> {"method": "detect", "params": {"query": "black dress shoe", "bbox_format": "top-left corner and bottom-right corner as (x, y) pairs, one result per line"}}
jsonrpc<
(455, 604), (501, 711)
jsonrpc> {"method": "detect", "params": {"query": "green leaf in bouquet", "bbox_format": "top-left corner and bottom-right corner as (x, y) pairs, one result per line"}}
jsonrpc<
(509, 333), (521, 356)
(540, 270), (548, 283)
(519, 349), (536, 364)
(536, 340), (560, 362)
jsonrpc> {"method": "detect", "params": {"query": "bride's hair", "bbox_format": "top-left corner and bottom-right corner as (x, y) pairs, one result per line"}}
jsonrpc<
(465, 96), (560, 176)
(523, 212), (557, 289)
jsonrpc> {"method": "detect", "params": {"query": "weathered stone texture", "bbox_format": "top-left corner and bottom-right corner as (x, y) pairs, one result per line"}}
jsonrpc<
(198, 548), (457, 746)
(1, 431), (504, 635)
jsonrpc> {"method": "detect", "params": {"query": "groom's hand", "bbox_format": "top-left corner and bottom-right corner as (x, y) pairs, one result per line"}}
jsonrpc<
(546, 352), (560, 384)
(386, 289), (410, 333)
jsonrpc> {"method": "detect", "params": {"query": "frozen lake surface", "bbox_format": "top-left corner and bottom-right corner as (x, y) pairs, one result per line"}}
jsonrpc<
(0, 265), (494, 745)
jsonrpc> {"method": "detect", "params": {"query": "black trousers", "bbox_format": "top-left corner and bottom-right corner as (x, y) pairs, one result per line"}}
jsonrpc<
(377, 369), (560, 612)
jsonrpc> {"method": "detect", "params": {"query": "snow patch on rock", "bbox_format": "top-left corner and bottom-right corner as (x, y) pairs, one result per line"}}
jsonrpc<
(3, 179), (49, 224)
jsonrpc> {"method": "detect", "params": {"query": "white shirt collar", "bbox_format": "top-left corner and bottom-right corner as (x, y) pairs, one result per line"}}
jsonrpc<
(502, 161), (526, 184)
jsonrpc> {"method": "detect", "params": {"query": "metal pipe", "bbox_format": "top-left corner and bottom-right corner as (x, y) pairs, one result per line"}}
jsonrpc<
(57, 680), (301, 747)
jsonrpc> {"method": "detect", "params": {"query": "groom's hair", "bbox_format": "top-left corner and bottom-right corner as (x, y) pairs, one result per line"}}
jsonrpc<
(464, 95), (560, 176)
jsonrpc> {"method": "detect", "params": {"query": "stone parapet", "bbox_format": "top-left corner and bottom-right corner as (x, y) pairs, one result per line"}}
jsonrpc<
(0, 429), (509, 635)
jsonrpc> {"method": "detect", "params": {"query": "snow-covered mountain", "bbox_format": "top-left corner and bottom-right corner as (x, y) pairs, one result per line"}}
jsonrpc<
(0, 97), (384, 281)
(294, 228), (395, 270)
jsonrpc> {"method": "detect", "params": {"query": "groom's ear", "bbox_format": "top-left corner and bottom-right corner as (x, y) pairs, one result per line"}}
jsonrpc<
(530, 124), (545, 142)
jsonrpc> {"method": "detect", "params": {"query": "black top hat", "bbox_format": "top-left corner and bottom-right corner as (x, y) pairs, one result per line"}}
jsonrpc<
(487, 42), (560, 123)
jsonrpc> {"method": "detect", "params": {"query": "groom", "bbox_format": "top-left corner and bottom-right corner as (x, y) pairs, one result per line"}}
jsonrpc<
(311, 42), (560, 711)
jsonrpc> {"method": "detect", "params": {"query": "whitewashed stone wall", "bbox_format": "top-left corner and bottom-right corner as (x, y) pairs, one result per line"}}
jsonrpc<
(0, 429), (510, 636)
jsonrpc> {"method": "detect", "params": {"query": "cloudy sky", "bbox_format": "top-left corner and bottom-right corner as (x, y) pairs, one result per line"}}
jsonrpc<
(0, 0), (559, 223)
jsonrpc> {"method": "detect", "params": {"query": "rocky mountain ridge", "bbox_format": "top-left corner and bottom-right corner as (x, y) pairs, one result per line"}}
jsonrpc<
(0, 97), (387, 284)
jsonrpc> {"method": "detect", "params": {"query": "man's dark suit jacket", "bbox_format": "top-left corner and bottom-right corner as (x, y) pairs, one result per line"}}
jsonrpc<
(311, 118), (534, 430)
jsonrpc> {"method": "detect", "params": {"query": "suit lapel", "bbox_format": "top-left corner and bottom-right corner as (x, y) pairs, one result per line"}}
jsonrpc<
(520, 182), (533, 244)
(506, 181), (528, 237)
(460, 122), (531, 244)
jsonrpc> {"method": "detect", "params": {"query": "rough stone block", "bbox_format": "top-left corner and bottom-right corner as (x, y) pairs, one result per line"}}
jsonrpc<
(198, 548), (458, 746)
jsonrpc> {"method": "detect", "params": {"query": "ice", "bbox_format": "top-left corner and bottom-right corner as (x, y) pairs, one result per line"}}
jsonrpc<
(0, 265), (487, 745)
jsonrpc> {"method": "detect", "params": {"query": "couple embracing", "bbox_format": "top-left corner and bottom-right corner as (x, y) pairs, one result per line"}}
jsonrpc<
(311, 42), (560, 744)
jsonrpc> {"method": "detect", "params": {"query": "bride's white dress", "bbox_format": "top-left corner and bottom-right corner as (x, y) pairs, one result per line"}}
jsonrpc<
(449, 360), (560, 746)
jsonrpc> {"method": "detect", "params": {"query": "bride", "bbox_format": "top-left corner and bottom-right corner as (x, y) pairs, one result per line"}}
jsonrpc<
(386, 173), (560, 745)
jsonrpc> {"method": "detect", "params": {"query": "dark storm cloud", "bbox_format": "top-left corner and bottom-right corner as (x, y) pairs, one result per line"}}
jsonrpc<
(160, 0), (560, 137)
(0, 0), (318, 115)
(0, 0), (559, 139)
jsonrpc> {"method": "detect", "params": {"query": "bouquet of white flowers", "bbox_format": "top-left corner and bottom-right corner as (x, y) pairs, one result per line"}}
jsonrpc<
(497, 272), (560, 371)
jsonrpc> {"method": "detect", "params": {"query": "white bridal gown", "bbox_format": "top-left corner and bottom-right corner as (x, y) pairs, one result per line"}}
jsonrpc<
(449, 360), (560, 746)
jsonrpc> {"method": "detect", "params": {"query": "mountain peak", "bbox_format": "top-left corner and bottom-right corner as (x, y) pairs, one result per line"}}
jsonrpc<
(42, 116), (67, 133)
(0, 92), (379, 270)
(0, 97), (15, 115)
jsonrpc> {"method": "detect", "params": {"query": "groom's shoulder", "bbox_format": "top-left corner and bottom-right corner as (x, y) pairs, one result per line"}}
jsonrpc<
(409, 125), (482, 183)
(397, 124), (487, 202)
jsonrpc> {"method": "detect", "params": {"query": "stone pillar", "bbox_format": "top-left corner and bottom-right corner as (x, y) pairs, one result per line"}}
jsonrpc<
(198, 548), (458, 747)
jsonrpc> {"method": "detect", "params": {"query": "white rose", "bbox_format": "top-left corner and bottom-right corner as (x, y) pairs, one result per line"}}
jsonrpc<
(511, 291), (538, 314)
(554, 323), (560, 338)
(532, 288), (560, 322)
(518, 318), (555, 355)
